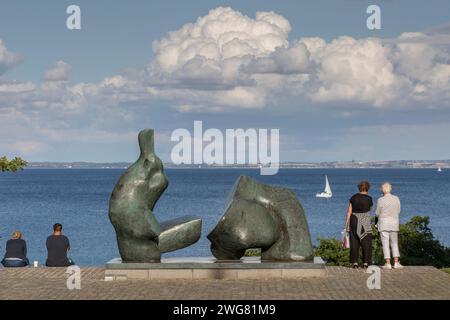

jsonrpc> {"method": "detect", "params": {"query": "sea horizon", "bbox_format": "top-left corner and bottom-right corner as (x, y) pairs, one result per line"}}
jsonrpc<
(23, 159), (450, 170)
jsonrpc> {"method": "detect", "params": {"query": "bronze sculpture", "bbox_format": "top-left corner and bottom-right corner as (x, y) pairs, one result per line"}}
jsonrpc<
(108, 129), (201, 262)
(108, 129), (314, 263)
(208, 175), (314, 261)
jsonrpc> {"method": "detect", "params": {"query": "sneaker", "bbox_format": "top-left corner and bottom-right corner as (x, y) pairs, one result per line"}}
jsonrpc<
(393, 262), (404, 269)
(382, 263), (392, 270)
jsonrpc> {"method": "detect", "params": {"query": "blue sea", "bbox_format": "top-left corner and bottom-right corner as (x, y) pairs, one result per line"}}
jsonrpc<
(0, 168), (449, 266)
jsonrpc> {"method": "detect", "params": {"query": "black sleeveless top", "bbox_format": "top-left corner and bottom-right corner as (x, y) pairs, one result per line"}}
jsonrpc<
(349, 193), (373, 213)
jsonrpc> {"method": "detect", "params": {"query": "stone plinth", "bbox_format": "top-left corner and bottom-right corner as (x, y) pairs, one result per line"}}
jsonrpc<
(104, 257), (326, 281)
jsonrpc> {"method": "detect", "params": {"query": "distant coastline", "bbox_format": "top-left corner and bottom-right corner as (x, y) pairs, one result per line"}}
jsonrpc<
(25, 160), (450, 170)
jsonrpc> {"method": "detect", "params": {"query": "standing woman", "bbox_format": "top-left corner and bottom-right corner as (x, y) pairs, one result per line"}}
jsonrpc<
(345, 181), (373, 271)
(376, 182), (403, 269)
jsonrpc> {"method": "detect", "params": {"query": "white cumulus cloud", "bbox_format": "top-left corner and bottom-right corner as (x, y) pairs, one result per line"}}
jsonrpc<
(4, 7), (449, 116)
(152, 7), (291, 71)
(43, 60), (72, 81)
(0, 40), (22, 75)
(143, 7), (450, 111)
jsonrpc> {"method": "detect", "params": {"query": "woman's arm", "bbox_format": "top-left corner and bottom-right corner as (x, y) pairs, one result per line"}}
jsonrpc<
(345, 203), (352, 230)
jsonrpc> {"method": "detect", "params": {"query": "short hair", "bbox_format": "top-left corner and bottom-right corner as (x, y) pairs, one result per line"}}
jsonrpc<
(381, 182), (392, 194)
(53, 223), (63, 232)
(12, 231), (22, 239)
(358, 181), (370, 192)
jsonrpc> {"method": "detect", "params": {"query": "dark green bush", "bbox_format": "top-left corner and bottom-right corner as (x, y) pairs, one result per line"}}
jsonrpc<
(370, 223), (385, 265)
(398, 216), (450, 268)
(314, 238), (351, 266)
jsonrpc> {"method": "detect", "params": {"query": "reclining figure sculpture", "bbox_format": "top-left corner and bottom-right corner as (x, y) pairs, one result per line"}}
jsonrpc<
(208, 175), (313, 261)
(109, 129), (202, 262)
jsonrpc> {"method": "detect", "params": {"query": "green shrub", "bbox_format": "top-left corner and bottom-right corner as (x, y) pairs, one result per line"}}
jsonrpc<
(314, 238), (351, 266)
(398, 216), (450, 268)
(370, 222), (385, 265)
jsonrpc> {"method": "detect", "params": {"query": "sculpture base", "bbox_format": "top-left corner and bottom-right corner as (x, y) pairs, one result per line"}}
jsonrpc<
(104, 257), (326, 281)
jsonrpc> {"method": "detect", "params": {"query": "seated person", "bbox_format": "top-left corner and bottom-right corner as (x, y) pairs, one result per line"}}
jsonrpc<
(1, 231), (30, 267)
(46, 223), (75, 267)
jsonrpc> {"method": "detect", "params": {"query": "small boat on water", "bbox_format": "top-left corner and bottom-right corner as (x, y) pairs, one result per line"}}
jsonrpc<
(316, 175), (332, 198)
(438, 167), (442, 172)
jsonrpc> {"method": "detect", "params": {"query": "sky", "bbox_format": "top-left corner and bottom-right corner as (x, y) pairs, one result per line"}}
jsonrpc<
(0, 0), (450, 163)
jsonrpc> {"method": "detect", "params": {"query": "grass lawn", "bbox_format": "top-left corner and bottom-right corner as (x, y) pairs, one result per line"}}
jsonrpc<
(442, 268), (450, 275)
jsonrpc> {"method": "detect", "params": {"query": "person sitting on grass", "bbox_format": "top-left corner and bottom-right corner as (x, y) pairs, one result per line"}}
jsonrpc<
(1, 231), (30, 267)
(45, 223), (75, 267)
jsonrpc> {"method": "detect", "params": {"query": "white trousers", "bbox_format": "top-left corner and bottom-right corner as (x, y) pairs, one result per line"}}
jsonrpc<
(380, 231), (400, 259)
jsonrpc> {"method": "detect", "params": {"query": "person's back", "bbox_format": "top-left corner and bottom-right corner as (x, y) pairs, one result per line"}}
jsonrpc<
(345, 181), (374, 271)
(376, 183), (403, 270)
(1, 231), (29, 267)
(5, 238), (27, 260)
(350, 193), (373, 213)
(376, 193), (401, 232)
(46, 223), (72, 267)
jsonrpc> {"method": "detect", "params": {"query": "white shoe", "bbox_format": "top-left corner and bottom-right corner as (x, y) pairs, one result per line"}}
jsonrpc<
(393, 262), (404, 269)
(382, 263), (392, 270)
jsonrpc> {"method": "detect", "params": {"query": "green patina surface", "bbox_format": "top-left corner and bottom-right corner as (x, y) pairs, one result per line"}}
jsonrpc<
(108, 129), (313, 263)
(108, 129), (201, 262)
(208, 175), (314, 261)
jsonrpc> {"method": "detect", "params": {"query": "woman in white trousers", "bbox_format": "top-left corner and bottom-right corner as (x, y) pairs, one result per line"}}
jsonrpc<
(376, 182), (404, 270)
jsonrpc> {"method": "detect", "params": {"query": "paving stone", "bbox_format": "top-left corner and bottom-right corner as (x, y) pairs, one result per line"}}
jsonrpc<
(0, 266), (449, 299)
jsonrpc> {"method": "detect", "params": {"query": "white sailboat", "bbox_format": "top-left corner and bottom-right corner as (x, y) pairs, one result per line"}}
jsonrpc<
(438, 167), (442, 172)
(316, 175), (332, 198)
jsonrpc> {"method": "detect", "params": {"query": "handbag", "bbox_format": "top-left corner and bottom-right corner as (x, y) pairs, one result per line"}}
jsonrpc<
(341, 228), (350, 249)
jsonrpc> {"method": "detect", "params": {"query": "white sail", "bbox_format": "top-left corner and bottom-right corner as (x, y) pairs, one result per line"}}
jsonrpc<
(324, 175), (332, 194)
(316, 175), (332, 198)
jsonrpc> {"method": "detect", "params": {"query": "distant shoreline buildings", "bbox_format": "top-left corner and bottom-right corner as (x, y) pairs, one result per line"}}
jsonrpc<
(26, 160), (450, 170)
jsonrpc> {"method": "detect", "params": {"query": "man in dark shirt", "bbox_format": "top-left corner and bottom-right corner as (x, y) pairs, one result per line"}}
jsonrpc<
(46, 223), (74, 267)
(1, 231), (29, 267)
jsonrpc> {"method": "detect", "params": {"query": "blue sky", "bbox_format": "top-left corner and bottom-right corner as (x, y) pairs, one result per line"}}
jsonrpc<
(0, 0), (450, 162)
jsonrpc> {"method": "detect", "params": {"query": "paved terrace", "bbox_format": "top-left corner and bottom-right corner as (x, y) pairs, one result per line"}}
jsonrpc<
(0, 266), (449, 300)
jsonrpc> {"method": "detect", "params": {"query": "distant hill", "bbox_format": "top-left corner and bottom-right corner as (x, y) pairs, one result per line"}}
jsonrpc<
(26, 160), (450, 169)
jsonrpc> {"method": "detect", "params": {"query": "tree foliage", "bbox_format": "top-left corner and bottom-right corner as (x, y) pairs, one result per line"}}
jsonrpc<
(314, 238), (351, 266)
(0, 156), (28, 172)
(398, 216), (450, 268)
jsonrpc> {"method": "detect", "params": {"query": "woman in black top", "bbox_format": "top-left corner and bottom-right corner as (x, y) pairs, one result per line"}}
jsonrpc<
(345, 181), (373, 271)
(1, 231), (29, 267)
